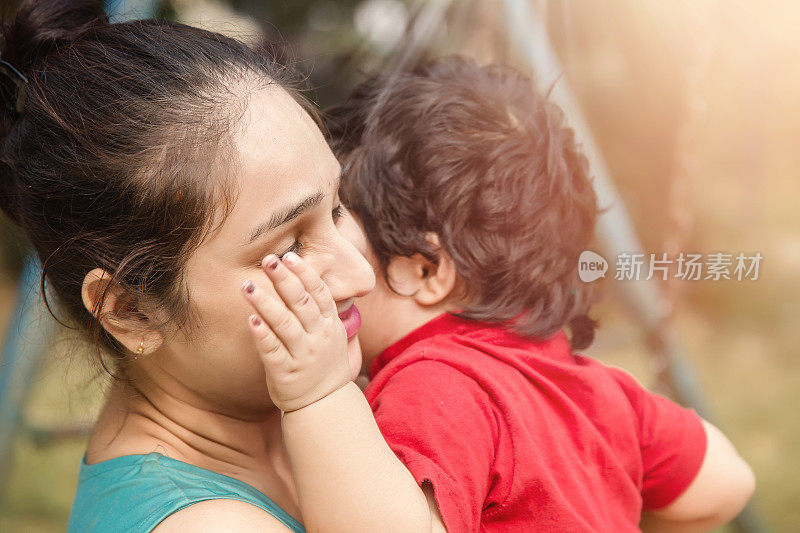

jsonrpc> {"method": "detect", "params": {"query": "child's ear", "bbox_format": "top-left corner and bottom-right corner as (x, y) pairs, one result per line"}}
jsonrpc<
(81, 268), (165, 356)
(385, 232), (458, 307)
(414, 249), (458, 307)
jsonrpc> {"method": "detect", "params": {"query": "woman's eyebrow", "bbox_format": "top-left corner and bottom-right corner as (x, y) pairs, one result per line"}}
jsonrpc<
(245, 191), (324, 245)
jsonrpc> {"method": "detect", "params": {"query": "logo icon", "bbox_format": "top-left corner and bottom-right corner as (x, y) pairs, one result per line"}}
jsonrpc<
(578, 250), (608, 282)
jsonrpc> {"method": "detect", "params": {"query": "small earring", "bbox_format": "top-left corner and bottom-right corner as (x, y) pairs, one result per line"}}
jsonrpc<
(135, 340), (144, 358)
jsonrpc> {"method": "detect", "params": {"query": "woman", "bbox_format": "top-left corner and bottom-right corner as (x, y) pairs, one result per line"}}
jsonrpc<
(0, 1), (374, 531)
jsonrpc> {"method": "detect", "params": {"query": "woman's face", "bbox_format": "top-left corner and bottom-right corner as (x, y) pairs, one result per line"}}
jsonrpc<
(160, 86), (375, 418)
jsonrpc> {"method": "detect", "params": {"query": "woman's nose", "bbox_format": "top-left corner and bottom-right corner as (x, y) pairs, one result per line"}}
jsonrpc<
(321, 217), (376, 302)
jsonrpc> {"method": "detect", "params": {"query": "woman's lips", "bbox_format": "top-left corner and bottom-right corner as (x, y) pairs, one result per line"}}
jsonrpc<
(338, 304), (362, 339)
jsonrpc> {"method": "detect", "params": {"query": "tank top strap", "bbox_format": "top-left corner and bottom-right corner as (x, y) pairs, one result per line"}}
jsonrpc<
(67, 451), (305, 532)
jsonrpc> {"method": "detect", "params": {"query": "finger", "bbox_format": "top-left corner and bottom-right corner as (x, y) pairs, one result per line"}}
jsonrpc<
(241, 279), (305, 351)
(261, 254), (322, 331)
(281, 252), (337, 319)
(247, 313), (290, 366)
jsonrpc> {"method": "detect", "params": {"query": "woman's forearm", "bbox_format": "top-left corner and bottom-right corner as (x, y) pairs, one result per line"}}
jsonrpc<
(281, 381), (432, 533)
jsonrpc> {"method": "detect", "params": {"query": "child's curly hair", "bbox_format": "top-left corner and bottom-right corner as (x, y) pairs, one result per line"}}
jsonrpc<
(326, 55), (599, 350)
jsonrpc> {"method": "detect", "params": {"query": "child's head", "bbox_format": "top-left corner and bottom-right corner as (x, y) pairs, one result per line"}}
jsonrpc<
(327, 55), (599, 364)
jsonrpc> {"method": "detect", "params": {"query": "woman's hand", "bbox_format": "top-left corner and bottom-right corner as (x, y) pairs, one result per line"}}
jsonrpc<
(241, 252), (352, 412)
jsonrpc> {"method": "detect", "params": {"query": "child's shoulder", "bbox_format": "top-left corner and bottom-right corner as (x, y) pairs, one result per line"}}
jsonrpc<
(368, 351), (487, 397)
(387, 326), (524, 375)
(365, 324), (566, 404)
(364, 356), (503, 437)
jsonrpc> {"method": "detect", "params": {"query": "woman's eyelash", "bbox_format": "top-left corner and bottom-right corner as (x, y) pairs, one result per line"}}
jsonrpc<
(256, 205), (344, 266)
(278, 241), (303, 259)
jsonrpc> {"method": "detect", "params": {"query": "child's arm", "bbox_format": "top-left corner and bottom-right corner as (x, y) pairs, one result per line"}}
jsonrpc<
(639, 419), (755, 532)
(242, 253), (447, 533)
(280, 381), (448, 533)
(606, 365), (755, 532)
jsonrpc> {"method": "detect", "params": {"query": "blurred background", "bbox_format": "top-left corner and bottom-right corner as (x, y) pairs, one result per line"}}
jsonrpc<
(0, 0), (797, 531)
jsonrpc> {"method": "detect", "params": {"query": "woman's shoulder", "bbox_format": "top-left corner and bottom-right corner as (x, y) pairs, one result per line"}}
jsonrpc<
(68, 451), (304, 533)
(152, 499), (295, 532)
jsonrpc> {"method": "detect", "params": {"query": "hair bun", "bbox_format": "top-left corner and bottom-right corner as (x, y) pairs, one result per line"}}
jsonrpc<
(0, 1), (107, 226)
(1, 0), (107, 76)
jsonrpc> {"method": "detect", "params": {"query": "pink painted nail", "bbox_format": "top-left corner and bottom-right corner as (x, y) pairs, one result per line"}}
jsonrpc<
(263, 255), (279, 271)
(242, 280), (255, 294)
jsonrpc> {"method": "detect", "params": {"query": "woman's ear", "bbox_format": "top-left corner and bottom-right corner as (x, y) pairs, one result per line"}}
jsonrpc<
(81, 268), (165, 356)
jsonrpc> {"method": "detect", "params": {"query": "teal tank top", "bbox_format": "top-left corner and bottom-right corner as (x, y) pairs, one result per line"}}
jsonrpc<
(67, 451), (305, 533)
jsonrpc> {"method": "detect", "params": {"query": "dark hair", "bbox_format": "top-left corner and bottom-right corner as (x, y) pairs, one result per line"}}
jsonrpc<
(0, 0), (308, 375)
(326, 55), (599, 350)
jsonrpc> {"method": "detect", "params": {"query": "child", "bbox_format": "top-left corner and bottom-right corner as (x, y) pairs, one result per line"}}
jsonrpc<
(242, 56), (755, 532)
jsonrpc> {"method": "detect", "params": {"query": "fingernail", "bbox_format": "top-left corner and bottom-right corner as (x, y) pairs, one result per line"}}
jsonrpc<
(250, 314), (261, 326)
(263, 255), (280, 271)
(242, 280), (255, 294)
(283, 252), (299, 266)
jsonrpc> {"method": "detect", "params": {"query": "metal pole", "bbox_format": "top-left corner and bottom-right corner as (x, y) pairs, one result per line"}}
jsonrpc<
(0, 255), (57, 500)
(104, 0), (159, 22)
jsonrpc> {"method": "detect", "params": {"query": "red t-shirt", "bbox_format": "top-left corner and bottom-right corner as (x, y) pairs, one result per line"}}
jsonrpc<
(365, 313), (707, 532)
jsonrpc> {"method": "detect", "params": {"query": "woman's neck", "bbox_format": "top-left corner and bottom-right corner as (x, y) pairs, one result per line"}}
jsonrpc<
(86, 374), (300, 518)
